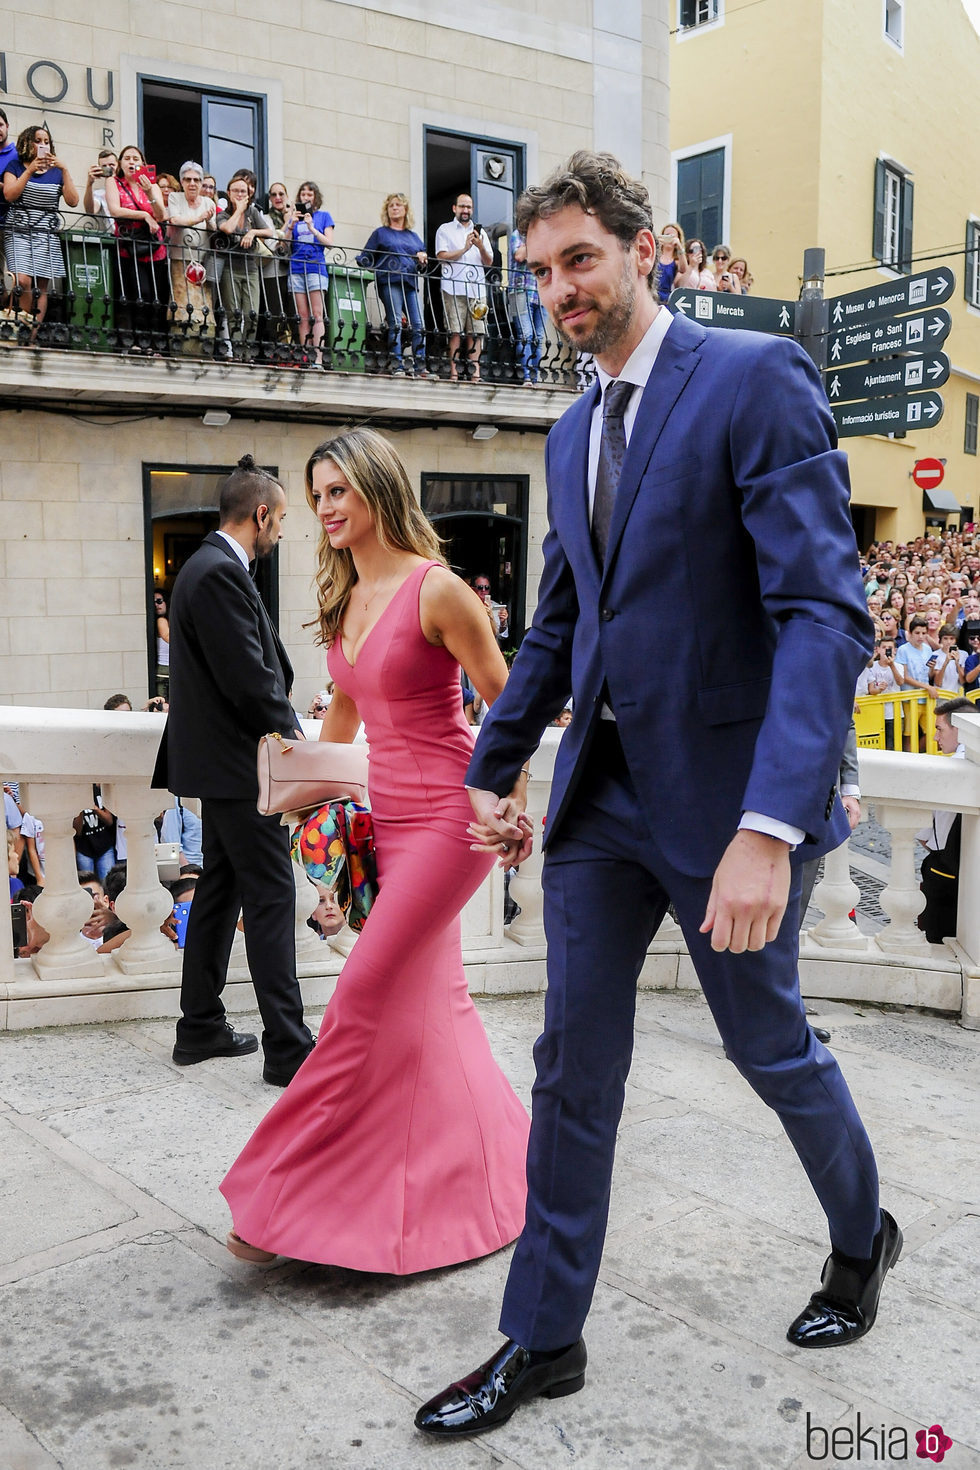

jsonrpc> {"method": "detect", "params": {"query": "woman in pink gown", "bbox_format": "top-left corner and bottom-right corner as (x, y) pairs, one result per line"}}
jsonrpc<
(220, 427), (531, 1274)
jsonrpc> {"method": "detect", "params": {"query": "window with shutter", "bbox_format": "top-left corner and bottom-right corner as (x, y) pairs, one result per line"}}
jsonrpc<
(966, 221), (980, 308)
(679, 0), (721, 31)
(965, 395), (978, 457)
(873, 159), (912, 272)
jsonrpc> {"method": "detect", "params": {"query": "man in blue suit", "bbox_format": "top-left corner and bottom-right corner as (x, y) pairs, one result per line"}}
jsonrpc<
(416, 152), (901, 1439)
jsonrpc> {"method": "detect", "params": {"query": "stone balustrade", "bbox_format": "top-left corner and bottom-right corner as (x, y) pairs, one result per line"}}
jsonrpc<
(2, 706), (978, 1032)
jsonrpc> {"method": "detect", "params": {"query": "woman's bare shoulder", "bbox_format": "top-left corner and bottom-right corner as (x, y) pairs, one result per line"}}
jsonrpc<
(420, 564), (478, 608)
(419, 564), (486, 639)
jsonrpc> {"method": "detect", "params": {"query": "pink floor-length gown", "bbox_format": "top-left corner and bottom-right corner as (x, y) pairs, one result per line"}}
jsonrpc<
(220, 561), (530, 1273)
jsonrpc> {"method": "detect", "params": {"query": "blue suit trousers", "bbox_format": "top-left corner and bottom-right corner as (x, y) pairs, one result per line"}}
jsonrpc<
(499, 725), (881, 1350)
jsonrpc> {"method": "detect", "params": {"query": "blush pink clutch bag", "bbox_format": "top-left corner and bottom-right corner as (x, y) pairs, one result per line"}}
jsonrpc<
(256, 732), (369, 816)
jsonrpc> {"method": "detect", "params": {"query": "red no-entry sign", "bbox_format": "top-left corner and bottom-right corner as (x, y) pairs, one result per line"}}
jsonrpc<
(912, 458), (945, 489)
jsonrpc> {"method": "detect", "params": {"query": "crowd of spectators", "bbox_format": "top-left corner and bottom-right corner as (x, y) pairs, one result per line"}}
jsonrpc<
(653, 222), (754, 304)
(0, 120), (563, 383)
(856, 527), (980, 748)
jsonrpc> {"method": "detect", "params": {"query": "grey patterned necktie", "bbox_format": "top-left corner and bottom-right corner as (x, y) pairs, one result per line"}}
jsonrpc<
(591, 379), (635, 564)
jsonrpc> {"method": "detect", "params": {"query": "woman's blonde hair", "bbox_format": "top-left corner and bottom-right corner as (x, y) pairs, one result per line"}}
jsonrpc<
(659, 222), (686, 261)
(382, 192), (414, 229)
(304, 427), (445, 646)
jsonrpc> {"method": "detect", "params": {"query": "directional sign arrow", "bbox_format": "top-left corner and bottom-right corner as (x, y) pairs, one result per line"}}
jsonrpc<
(824, 309), (951, 367)
(826, 266), (955, 330)
(822, 353), (950, 403)
(667, 289), (797, 336)
(831, 390), (944, 438)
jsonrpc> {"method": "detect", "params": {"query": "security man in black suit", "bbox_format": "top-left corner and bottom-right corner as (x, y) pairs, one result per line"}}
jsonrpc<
(152, 454), (313, 1086)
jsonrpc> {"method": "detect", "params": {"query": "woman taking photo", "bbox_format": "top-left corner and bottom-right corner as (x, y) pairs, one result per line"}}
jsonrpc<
(655, 221), (686, 304)
(221, 427), (530, 1273)
(676, 236), (715, 291)
(287, 180), (334, 366)
(2, 123), (79, 341)
(210, 174), (276, 361)
(356, 192), (428, 378)
(105, 144), (169, 353)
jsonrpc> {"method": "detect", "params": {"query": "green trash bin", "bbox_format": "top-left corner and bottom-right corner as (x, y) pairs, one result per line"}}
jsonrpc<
(63, 229), (115, 351)
(327, 266), (373, 372)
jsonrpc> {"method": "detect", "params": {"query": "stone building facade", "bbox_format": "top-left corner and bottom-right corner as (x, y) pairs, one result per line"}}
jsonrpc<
(0, 0), (669, 710)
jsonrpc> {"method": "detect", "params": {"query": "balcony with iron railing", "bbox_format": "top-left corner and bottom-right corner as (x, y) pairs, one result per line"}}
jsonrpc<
(2, 705), (978, 1035)
(0, 214), (589, 429)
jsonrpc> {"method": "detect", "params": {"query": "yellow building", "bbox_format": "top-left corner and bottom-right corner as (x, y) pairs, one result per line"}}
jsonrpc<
(669, 0), (980, 547)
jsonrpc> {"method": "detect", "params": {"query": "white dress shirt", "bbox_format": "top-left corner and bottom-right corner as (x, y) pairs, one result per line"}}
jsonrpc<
(589, 308), (804, 848)
(216, 529), (250, 571)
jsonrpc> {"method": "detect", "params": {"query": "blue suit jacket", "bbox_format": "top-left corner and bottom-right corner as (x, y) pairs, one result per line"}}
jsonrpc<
(466, 311), (874, 877)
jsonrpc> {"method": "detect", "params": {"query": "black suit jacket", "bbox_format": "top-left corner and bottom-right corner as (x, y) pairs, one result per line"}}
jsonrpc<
(152, 532), (298, 799)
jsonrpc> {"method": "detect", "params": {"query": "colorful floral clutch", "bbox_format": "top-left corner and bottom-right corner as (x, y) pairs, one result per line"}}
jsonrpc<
(291, 799), (378, 932)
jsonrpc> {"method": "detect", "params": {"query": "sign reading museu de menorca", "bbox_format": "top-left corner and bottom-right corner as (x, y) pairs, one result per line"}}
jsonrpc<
(0, 53), (115, 142)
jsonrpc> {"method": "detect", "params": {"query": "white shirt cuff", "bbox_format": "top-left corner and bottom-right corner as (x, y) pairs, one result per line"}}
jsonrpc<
(739, 811), (805, 848)
(840, 785), (861, 798)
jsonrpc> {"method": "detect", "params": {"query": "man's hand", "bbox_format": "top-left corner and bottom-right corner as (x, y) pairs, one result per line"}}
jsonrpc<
(467, 786), (534, 866)
(841, 795), (862, 830)
(700, 829), (791, 954)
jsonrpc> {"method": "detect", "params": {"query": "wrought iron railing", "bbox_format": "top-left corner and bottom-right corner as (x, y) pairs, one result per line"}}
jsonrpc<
(0, 213), (591, 389)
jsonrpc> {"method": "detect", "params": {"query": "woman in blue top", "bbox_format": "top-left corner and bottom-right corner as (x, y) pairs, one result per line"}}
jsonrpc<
(356, 193), (428, 378)
(655, 222), (686, 305)
(288, 180), (334, 365)
(2, 123), (79, 340)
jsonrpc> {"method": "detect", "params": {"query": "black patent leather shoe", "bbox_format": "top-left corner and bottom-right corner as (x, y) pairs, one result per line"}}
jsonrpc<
(172, 1027), (258, 1065)
(787, 1210), (902, 1348)
(414, 1338), (586, 1438)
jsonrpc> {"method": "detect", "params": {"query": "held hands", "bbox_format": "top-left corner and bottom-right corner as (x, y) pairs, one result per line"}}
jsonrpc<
(467, 785), (534, 867)
(699, 829), (791, 954)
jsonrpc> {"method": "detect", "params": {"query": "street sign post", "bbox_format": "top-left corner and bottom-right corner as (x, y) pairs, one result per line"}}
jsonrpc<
(668, 290), (797, 335)
(826, 267), (955, 330)
(825, 308), (951, 367)
(831, 391), (944, 439)
(670, 258), (954, 439)
(824, 353), (950, 403)
(912, 458), (945, 491)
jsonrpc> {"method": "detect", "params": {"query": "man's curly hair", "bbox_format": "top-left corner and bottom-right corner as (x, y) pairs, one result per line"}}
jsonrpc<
(515, 151), (656, 294)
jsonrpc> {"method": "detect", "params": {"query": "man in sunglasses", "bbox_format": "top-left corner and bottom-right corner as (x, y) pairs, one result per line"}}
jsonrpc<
(473, 573), (509, 643)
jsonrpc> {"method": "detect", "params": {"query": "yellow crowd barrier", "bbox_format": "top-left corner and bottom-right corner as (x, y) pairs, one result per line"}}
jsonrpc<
(854, 686), (980, 752)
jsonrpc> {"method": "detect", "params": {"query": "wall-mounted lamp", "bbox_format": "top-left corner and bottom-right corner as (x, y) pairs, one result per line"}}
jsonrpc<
(471, 424), (498, 441)
(202, 410), (231, 427)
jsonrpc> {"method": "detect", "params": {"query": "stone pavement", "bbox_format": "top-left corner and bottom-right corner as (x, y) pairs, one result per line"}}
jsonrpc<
(1, 990), (978, 1470)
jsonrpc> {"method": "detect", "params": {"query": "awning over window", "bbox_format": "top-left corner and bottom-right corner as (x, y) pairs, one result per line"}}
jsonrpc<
(923, 486), (962, 513)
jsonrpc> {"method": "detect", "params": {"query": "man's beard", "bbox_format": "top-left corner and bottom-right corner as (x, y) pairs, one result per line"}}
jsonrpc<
(553, 258), (637, 358)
